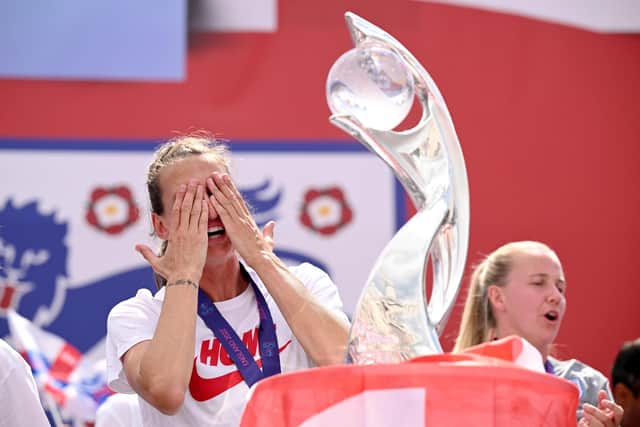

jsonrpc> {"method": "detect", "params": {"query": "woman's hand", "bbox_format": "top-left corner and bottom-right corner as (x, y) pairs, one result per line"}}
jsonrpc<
(136, 180), (209, 281)
(206, 172), (275, 265)
(579, 390), (624, 427)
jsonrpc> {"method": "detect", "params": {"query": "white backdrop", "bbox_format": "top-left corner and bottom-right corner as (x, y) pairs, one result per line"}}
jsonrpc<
(0, 142), (403, 350)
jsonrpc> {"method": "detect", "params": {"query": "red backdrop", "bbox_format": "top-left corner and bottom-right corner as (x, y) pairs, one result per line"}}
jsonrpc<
(1, 0), (639, 376)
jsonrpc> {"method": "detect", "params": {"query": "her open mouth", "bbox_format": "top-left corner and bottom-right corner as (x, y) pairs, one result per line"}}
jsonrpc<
(544, 311), (559, 321)
(207, 226), (225, 237)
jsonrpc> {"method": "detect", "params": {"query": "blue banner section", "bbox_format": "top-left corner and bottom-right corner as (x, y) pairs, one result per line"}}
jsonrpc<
(0, 0), (186, 81)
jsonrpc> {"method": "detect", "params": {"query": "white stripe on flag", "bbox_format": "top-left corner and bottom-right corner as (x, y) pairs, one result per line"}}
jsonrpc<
(300, 388), (426, 427)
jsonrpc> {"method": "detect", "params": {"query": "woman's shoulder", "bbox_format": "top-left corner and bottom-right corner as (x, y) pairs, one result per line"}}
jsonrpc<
(547, 356), (611, 403)
(288, 262), (328, 278)
(548, 356), (607, 380)
(246, 261), (332, 288)
(108, 288), (162, 320)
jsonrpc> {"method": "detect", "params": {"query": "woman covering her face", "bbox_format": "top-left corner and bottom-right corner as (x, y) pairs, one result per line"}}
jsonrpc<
(455, 241), (623, 427)
(105, 134), (350, 426)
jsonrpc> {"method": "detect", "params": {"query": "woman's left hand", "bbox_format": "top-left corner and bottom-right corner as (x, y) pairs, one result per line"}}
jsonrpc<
(579, 390), (624, 426)
(206, 172), (275, 264)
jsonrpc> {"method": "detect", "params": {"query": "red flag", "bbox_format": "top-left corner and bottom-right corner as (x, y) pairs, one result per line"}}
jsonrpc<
(240, 337), (578, 427)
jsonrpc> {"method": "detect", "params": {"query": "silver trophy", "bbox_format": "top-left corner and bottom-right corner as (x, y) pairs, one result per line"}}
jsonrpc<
(326, 12), (470, 364)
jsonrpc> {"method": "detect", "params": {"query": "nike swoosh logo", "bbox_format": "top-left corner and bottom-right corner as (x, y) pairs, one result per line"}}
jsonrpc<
(189, 339), (292, 402)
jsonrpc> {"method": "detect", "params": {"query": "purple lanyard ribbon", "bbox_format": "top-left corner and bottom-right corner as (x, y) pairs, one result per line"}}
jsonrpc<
(544, 359), (555, 375)
(197, 275), (281, 387)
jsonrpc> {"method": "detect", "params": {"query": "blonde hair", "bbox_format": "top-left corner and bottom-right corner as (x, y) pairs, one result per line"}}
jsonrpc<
(146, 132), (231, 288)
(453, 241), (554, 352)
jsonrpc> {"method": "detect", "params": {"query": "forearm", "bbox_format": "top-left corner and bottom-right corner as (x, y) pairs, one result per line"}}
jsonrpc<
(138, 277), (198, 401)
(249, 253), (349, 366)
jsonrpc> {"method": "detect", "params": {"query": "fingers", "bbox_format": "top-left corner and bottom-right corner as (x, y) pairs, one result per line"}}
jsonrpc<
(579, 411), (605, 427)
(169, 184), (187, 233)
(199, 198), (208, 233)
(262, 221), (276, 250)
(597, 390), (609, 409)
(596, 390), (624, 425)
(207, 172), (246, 218)
(578, 414), (603, 427)
(583, 403), (615, 426)
(174, 180), (210, 235)
(599, 399), (623, 426)
(179, 180), (198, 230)
(208, 181), (232, 224)
(263, 221), (275, 240)
(222, 173), (251, 216)
(135, 244), (159, 268)
(189, 183), (204, 231)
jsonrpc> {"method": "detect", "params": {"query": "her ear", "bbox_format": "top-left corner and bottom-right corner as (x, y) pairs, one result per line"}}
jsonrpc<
(152, 213), (169, 240)
(487, 285), (506, 312)
(613, 382), (630, 406)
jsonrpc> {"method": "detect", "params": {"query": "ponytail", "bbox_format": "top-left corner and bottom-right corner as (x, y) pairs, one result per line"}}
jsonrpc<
(454, 243), (518, 352)
(454, 260), (490, 352)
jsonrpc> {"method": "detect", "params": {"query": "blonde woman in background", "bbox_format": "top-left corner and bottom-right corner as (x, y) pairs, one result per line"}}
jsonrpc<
(455, 241), (623, 426)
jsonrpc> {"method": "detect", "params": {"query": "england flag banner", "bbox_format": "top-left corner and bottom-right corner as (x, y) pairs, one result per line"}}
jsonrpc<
(240, 337), (580, 427)
(0, 139), (403, 358)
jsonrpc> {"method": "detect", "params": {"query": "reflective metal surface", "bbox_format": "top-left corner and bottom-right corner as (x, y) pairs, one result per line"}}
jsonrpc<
(328, 12), (470, 364)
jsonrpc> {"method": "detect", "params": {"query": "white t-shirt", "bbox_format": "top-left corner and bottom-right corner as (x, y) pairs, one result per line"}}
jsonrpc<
(0, 339), (49, 427)
(106, 262), (348, 427)
(95, 393), (143, 427)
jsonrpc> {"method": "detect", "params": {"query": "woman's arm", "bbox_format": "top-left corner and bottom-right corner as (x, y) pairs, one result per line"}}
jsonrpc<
(207, 172), (349, 366)
(121, 182), (208, 414)
(249, 255), (350, 366)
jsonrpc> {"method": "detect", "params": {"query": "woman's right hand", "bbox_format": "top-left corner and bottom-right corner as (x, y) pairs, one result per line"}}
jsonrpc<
(135, 180), (209, 282)
(579, 390), (624, 427)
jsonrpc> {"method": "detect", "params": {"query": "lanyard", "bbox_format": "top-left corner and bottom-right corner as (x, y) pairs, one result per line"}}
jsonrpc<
(544, 359), (555, 375)
(197, 276), (281, 387)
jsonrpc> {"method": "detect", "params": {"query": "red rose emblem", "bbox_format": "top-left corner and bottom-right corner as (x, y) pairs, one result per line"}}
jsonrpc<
(86, 185), (139, 235)
(300, 187), (353, 236)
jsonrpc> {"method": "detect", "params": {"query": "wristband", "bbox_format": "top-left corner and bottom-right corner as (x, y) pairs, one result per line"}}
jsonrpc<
(166, 279), (198, 290)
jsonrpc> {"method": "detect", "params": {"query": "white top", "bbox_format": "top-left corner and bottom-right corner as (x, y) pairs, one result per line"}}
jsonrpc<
(0, 339), (49, 427)
(95, 393), (143, 427)
(106, 262), (348, 427)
